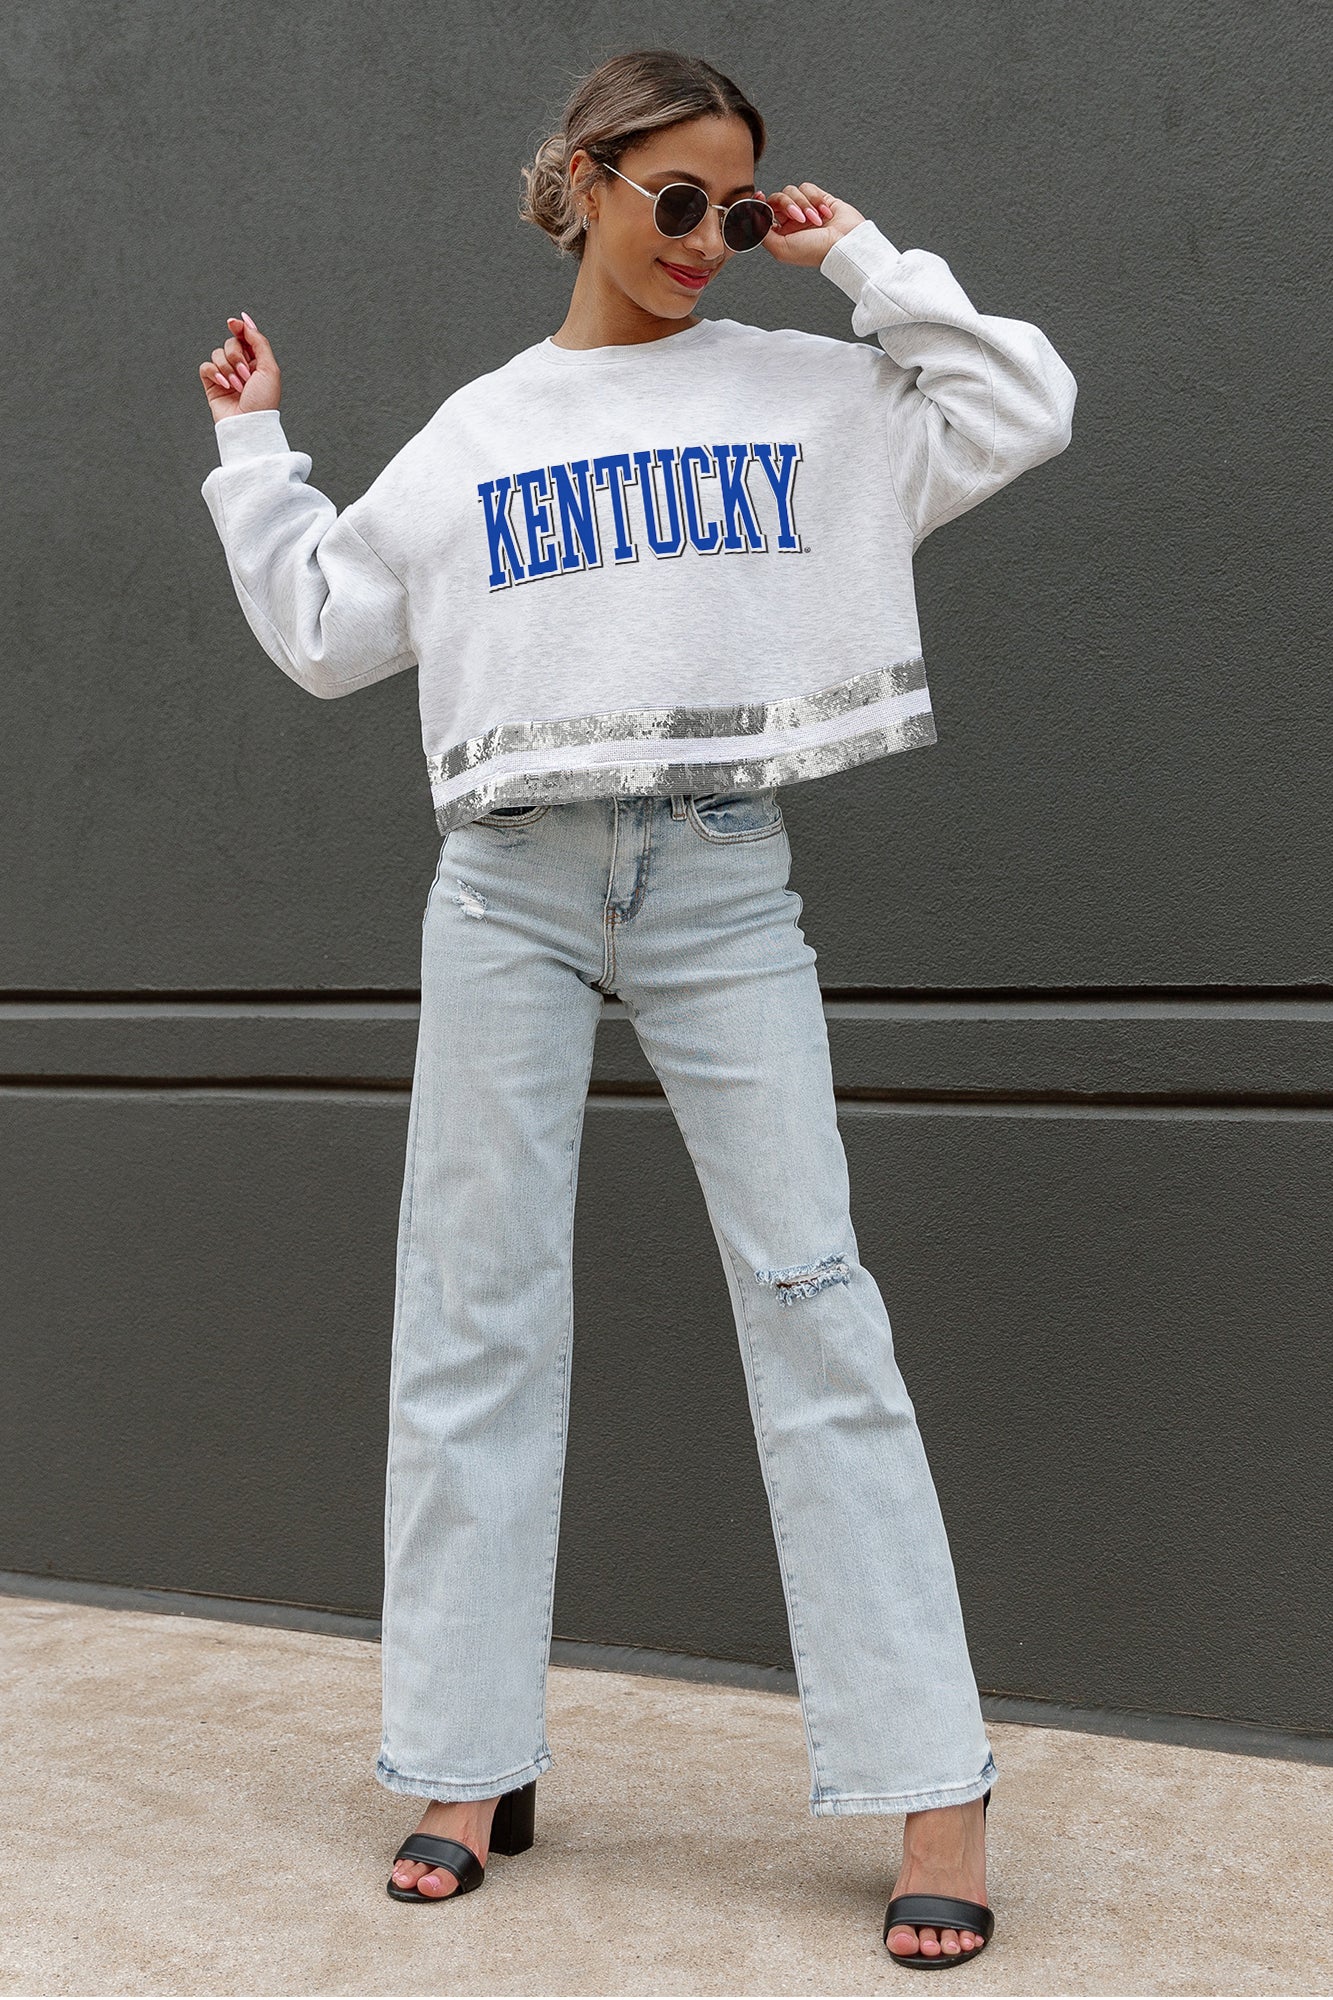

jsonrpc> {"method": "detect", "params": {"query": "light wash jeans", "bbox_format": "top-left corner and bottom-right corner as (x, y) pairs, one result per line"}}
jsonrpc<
(376, 790), (997, 1817)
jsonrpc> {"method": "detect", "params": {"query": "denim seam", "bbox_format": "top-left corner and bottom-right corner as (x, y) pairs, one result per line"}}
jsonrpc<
(378, 840), (452, 1768)
(819, 1770), (995, 1804)
(609, 804), (655, 924)
(376, 1750), (553, 1797)
(811, 1753), (997, 1814)
(379, 851), (450, 1769)
(379, 1120), (418, 1758)
(598, 804), (620, 991)
(624, 804), (652, 920)
(533, 1051), (594, 1767)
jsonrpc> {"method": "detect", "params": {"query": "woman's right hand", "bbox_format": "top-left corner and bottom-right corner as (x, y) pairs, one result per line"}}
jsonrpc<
(199, 312), (282, 423)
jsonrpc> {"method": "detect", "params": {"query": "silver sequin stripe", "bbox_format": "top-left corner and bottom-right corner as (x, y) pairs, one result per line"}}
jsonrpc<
(428, 706), (938, 835)
(426, 656), (929, 787)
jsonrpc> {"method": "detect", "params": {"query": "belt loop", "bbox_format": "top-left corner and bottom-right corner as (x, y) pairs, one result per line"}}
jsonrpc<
(670, 794), (687, 820)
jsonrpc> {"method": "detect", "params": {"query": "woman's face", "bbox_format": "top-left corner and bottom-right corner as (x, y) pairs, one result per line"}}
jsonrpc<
(570, 114), (760, 318)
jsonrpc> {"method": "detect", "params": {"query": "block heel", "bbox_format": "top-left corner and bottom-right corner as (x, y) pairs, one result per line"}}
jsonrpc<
(489, 1776), (537, 1854)
(386, 1777), (538, 1903)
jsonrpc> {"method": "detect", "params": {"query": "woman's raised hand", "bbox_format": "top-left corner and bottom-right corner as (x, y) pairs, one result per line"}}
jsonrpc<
(199, 313), (282, 423)
(758, 182), (866, 268)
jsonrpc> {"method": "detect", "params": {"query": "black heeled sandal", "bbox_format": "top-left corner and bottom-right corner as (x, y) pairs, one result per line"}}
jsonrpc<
(883, 1786), (994, 1970)
(386, 1777), (537, 1903)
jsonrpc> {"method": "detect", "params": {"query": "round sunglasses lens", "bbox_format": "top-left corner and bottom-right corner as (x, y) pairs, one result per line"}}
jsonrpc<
(723, 200), (773, 252)
(654, 184), (709, 237)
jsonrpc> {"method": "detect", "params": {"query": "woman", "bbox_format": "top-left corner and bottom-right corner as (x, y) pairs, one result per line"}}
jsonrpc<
(198, 47), (1074, 1967)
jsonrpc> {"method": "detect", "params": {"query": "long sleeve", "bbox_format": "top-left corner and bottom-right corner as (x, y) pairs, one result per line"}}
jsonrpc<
(820, 219), (1077, 545)
(200, 408), (417, 700)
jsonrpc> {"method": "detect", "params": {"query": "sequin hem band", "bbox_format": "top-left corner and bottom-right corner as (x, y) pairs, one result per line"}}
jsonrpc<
(427, 703), (938, 835)
(426, 656), (929, 789)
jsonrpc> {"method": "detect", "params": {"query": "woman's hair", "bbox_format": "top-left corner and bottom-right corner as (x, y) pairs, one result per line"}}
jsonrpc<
(519, 49), (767, 260)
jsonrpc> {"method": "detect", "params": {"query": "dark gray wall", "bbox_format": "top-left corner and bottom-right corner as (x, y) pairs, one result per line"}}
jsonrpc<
(3, 2), (1331, 1736)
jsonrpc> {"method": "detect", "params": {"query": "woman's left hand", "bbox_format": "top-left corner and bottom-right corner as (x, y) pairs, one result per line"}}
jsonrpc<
(758, 182), (866, 267)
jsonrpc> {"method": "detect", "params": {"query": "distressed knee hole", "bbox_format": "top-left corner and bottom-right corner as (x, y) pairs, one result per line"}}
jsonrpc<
(455, 880), (488, 919)
(755, 1252), (852, 1305)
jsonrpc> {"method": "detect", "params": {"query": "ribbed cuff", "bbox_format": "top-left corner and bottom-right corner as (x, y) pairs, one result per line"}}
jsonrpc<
(212, 407), (292, 465)
(819, 217), (904, 302)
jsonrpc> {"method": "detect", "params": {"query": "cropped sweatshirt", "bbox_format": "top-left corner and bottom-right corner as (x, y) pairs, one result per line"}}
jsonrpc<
(200, 219), (1077, 833)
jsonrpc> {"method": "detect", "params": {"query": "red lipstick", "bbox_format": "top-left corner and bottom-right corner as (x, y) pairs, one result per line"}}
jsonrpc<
(659, 259), (712, 291)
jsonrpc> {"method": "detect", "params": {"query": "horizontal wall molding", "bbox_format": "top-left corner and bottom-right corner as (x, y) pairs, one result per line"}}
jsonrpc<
(7, 1084), (1333, 1123)
(2, 1571), (1328, 1770)
(6, 996), (1333, 1104)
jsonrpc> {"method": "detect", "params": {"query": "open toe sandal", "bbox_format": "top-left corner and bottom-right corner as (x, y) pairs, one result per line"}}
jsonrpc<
(883, 1786), (994, 1970)
(386, 1776), (537, 1903)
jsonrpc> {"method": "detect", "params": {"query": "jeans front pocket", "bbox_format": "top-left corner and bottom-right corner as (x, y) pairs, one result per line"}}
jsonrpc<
(685, 788), (784, 844)
(472, 801), (553, 828)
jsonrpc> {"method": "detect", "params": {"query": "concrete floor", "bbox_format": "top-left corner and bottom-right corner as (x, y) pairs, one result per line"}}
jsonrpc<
(1, 1594), (1329, 1997)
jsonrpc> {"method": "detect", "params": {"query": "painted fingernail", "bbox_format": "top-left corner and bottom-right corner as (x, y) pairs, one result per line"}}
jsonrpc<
(242, 311), (257, 330)
(236, 361), (251, 380)
(229, 373), (243, 390)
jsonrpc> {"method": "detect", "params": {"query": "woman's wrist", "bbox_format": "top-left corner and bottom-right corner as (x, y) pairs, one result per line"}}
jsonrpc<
(211, 407), (290, 465)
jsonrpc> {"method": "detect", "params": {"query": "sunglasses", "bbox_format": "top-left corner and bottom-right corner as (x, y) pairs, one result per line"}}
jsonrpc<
(595, 160), (775, 253)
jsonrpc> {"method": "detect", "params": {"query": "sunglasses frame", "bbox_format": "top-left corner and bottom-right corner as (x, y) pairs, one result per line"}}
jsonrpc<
(593, 159), (775, 254)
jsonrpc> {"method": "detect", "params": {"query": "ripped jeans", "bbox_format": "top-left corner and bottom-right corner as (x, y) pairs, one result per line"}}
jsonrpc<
(376, 791), (998, 1816)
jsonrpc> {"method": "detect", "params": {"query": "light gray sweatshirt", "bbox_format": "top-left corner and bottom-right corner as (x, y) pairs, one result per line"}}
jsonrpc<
(201, 219), (1076, 833)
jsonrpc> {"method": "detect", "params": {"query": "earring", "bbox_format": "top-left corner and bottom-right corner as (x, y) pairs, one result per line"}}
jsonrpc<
(582, 213), (589, 230)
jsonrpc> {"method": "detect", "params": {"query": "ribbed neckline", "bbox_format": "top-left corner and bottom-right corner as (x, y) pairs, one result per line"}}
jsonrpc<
(530, 316), (725, 369)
